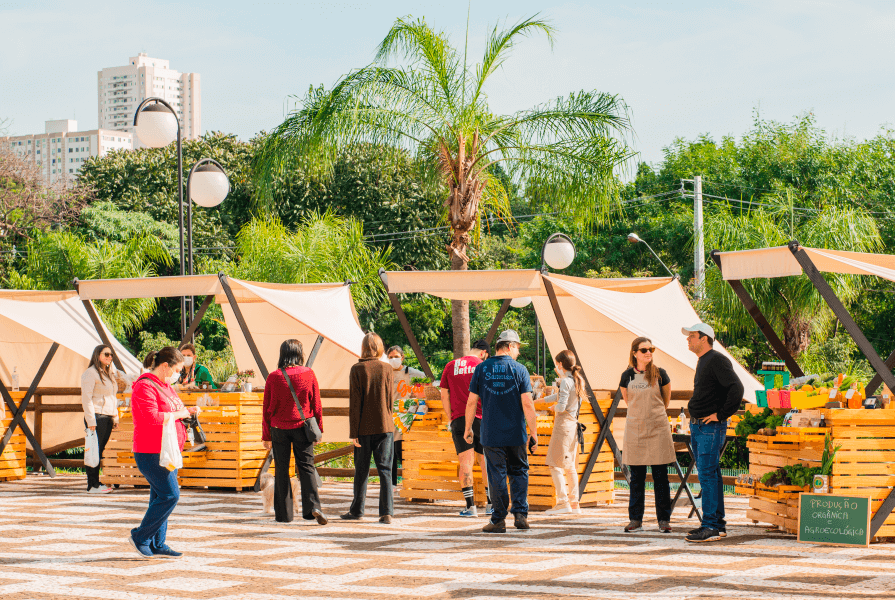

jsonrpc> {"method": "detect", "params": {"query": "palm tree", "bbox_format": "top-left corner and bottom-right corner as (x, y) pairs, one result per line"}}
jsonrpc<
(253, 16), (634, 356)
(5, 230), (172, 337)
(234, 211), (395, 312)
(705, 199), (881, 357)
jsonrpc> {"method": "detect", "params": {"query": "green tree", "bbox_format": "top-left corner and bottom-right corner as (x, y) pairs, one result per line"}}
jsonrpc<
(234, 211), (396, 312)
(5, 230), (172, 337)
(254, 16), (634, 357)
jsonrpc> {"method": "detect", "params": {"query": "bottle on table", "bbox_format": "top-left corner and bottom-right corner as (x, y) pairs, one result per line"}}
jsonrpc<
(681, 408), (690, 435)
(676, 408), (685, 433)
(11, 367), (19, 392)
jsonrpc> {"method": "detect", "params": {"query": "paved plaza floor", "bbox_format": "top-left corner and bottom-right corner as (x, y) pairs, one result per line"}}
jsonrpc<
(0, 474), (893, 599)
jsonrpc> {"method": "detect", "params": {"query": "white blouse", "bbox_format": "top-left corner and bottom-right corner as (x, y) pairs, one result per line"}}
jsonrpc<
(81, 366), (119, 426)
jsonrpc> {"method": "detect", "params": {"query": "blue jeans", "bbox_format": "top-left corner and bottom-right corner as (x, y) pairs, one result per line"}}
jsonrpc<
(690, 420), (726, 531)
(132, 452), (180, 549)
(484, 445), (529, 522)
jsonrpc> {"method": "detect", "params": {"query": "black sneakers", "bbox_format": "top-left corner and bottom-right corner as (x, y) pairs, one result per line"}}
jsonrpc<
(686, 527), (723, 542)
(688, 525), (726, 538)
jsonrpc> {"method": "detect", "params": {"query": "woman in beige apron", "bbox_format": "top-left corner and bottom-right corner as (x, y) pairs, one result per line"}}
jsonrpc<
(620, 336), (674, 533)
(543, 350), (586, 514)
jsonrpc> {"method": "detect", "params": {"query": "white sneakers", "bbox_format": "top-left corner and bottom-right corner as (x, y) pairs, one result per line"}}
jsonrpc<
(545, 503), (572, 514)
(88, 485), (113, 494)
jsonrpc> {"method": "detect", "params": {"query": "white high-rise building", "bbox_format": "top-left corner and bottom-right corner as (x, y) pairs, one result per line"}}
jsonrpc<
(2, 120), (132, 186)
(97, 53), (201, 147)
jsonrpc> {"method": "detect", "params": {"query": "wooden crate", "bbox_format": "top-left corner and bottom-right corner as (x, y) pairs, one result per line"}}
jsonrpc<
(101, 391), (293, 491)
(0, 397), (27, 482)
(401, 387), (615, 510)
(825, 409), (895, 538)
(747, 427), (827, 478)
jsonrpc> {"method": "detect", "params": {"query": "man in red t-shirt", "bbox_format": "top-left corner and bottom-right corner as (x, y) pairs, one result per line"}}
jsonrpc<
(440, 339), (490, 517)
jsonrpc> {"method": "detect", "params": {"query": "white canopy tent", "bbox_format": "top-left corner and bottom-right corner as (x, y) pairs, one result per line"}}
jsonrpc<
(76, 274), (367, 441)
(382, 269), (760, 397)
(0, 291), (142, 454)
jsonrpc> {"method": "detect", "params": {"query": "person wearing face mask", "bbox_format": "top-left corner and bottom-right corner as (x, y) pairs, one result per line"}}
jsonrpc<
(128, 346), (197, 559)
(177, 343), (216, 389)
(386, 345), (425, 487)
(619, 337), (674, 534)
(542, 350), (587, 515)
(81, 345), (121, 493)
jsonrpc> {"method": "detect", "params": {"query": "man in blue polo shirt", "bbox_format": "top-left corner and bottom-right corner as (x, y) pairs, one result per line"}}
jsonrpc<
(465, 330), (537, 533)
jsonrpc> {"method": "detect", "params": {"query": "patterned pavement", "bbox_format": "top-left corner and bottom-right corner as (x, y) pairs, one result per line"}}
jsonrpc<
(0, 475), (894, 600)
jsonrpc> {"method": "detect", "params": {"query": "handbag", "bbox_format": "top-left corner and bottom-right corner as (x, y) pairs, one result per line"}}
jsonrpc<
(281, 368), (323, 443)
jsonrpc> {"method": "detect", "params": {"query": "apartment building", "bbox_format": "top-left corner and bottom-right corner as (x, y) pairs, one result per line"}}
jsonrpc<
(2, 119), (132, 186)
(98, 53), (201, 147)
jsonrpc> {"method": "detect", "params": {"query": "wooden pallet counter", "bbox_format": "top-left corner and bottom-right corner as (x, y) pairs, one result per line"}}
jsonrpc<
(741, 411), (895, 539)
(401, 387), (615, 510)
(0, 393), (27, 482)
(101, 391), (293, 491)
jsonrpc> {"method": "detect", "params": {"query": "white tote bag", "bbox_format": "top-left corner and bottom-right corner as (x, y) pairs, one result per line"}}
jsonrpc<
(159, 417), (183, 471)
(84, 428), (100, 468)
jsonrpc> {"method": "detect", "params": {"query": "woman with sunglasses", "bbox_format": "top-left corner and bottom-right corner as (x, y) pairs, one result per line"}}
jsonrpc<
(619, 337), (674, 533)
(80, 345), (121, 493)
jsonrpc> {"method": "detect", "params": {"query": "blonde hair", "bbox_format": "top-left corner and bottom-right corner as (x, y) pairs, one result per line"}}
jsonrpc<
(555, 350), (586, 401)
(361, 332), (385, 359)
(629, 336), (660, 387)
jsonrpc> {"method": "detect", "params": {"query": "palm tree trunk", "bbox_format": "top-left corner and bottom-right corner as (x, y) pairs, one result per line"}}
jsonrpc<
(782, 315), (811, 358)
(450, 251), (470, 359)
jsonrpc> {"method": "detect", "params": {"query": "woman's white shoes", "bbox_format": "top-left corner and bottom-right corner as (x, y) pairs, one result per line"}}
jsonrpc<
(545, 503), (572, 514)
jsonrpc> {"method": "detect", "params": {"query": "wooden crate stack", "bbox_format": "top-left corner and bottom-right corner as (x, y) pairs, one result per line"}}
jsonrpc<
(101, 392), (293, 490)
(826, 409), (895, 538)
(0, 395), (26, 482)
(401, 386), (615, 509)
(742, 426), (827, 531)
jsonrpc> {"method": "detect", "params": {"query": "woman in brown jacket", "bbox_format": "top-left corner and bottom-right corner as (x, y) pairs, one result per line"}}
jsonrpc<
(342, 332), (395, 523)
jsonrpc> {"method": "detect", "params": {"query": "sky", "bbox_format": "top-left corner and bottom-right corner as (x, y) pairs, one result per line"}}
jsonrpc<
(2, 0), (894, 171)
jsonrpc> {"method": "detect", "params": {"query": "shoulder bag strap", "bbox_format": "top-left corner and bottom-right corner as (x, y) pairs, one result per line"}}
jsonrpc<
(280, 368), (308, 422)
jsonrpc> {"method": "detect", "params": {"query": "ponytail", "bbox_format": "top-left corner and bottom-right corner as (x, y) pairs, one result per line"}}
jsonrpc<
(555, 349), (586, 401)
(143, 346), (184, 370)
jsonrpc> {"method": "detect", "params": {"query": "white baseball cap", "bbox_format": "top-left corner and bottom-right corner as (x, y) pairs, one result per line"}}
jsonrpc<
(682, 323), (715, 339)
(495, 329), (525, 345)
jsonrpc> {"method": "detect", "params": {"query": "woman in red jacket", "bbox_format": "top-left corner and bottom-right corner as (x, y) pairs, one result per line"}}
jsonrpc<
(262, 339), (327, 524)
(128, 346), (196, 559)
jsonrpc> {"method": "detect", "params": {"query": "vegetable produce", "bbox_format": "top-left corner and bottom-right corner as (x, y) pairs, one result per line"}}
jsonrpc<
(760, 464), (820, 488)
(735, 408), (784, 437)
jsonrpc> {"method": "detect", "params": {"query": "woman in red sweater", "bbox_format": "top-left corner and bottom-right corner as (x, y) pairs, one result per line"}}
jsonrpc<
(128, 347), (196, 559)
(262, 339), (327, 524)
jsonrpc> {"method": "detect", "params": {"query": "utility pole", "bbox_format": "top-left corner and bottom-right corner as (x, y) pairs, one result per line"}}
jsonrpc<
(694, 175), (704, 299)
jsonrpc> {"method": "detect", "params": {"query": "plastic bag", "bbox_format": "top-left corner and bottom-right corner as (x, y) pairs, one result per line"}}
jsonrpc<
(84, 428), (100, 468)
(159, 417), (183, 471)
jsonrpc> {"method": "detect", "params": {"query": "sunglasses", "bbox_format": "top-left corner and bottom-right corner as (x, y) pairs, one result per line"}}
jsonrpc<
(635, 347), (656, 354)
(101, 352), (113, 357)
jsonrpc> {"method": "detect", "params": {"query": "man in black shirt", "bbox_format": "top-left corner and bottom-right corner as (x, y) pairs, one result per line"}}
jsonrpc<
(682, 323), (744, 543)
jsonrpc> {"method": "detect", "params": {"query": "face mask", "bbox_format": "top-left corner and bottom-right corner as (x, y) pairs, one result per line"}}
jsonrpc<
(555, 367), (565, 378)
(183, 356), (194, 367)
(388, 357), (403, 369)
(168, 371), (180, 385)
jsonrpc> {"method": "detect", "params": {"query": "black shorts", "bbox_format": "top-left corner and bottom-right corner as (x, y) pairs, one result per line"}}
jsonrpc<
(450, 417), (483, 455)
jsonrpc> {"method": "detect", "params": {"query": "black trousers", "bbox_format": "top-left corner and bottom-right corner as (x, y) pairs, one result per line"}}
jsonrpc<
(350, 432), (394, 517)
(84, 415), (114, 490)
(628, 464), (672, 522)
(391, 439), (403, 485)
(271, 425), (321, 523)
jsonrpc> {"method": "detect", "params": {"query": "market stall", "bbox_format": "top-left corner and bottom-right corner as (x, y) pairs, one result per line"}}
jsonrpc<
(72, 274), (366, 490)
(0, 291), (142, 479)
(380, 269), (760, 509)
(715, 243), (895, 540)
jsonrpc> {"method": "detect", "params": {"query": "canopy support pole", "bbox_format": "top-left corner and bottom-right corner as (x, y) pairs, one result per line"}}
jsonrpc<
(867, 351), (895, 397)
(179, 294), (214, 347)
(378, 269), (435, 380)
(486, 299), (512, 346)
(0, 342), (59, 477)
(218, 273), (269, 381)
(306, 335), (325, 367)
(710, 251), (803, 376)
(73, 279), (125, 372)
(787, 241), (895, 537)
(542, 276), (629, 493)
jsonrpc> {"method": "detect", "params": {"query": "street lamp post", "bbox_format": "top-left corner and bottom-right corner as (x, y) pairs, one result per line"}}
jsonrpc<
(627, 232), (675, 278)
(134, 99), (230, 338)
(537, 233), (577, 374)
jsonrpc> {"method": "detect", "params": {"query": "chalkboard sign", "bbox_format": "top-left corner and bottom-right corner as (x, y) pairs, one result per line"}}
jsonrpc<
(798, 493), (871, 547)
